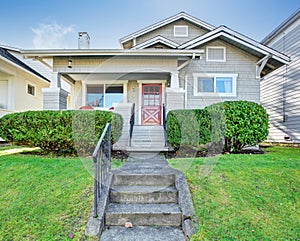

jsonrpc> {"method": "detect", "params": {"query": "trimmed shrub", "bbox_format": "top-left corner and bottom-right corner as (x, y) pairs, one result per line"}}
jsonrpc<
(167, 109), (211, 150)
(167, 101), (269, 153)
(0, 110), (123, 155)
(217, 101), (269, 152)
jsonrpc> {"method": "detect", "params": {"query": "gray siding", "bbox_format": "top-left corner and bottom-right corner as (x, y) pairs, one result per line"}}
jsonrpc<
(261, 23), (300, 143)
(181, 39), (260, 109)
(136, 20), (209, 47)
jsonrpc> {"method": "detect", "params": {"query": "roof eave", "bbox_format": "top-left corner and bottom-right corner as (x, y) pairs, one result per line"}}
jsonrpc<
(261, 8), (300, 45)
(22, 49), (205, 58)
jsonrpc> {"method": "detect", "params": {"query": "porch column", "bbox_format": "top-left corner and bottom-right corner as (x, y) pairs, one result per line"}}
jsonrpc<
(42, 72), (68, 110)
(170, 71), (180, 89)
(166, 71), (185, 110)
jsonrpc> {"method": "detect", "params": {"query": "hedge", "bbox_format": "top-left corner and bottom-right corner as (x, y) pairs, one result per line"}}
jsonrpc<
(0, 110), (123, 155)
(167, 101), (269, 153)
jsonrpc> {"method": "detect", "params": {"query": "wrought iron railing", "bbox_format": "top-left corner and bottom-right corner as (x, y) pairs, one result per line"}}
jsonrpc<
(129, 103), (135, 146)
(92, 123), (111, 217)
(163, 104), (168, 147)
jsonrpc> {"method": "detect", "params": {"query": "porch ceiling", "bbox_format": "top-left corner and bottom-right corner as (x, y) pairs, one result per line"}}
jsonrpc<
(66, 72), (171, 82)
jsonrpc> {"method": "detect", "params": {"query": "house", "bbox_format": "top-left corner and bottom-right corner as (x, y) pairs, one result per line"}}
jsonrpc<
(0, 45), (51, 118)
(22, 12), (289, 129)
(261, 9), (300, 144)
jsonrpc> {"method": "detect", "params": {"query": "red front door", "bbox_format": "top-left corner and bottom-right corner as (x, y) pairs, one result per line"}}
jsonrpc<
(142, 84), (162, 125)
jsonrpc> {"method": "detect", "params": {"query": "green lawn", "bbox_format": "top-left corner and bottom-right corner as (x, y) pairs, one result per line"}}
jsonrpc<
(0, 147), (299, 240)
(169, 147), (300, 240)
(0, 151), (123, 241)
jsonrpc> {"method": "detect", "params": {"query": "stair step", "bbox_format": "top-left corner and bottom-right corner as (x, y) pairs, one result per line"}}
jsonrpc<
(105, 203), (181, 226)
(110, 186), (178, 204)
(113, 173), (175, 186)
(100, 226), (185, 241)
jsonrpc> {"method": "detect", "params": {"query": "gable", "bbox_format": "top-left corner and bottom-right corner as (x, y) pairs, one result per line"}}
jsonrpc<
(135, 19), (210, 48)
(120, 12), (214, 49)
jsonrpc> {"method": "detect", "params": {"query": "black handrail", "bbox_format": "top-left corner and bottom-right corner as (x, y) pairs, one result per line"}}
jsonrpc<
(92, 123), (111, 218)
(129, 103), (135, 146)
(163, 104), (168, 147)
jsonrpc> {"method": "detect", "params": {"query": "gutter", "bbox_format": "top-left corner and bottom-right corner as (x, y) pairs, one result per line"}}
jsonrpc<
(22, 49), (204, 58)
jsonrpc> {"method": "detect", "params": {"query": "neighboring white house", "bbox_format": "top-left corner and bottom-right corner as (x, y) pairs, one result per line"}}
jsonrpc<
(0, 45), (51, 118)
(261, 8), (300, 143)
(22, 12), (290, 126)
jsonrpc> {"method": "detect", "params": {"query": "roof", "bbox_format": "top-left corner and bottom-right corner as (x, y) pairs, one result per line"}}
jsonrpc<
(119, 12), (215, 45)
(178, 25), (290, 65)
(22, 49), (204, 58)
(0, 46), (50, 82)
(132, 35), (180, 49)
(262, 8), (300, 45)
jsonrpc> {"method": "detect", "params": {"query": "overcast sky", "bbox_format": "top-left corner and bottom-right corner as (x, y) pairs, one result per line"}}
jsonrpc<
(0, 0), (299, 49)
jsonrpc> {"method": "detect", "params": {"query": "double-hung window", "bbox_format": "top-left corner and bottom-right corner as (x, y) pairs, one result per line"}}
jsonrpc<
(194, 73), (237, 97)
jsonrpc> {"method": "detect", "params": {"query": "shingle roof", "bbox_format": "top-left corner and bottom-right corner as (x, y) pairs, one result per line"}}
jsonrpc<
(0, 46), (50, 82)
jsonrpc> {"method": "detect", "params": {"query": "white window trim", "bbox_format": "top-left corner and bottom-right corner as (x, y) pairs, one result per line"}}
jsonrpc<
(193, 73), (237, 97)
(174, 25), (188, 37)
(27, 83), (36, 96)
(84, 81), (128, 109)
(206, 46), (226, 62)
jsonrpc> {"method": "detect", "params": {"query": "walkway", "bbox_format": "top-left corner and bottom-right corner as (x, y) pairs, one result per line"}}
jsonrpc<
(99, 152), (197, 241)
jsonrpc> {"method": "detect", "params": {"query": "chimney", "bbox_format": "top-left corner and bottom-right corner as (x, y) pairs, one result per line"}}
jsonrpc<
(78, 32), (90, 49)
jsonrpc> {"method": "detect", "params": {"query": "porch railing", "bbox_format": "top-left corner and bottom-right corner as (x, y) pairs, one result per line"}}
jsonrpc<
(129, 103), (135, 146)
(163, 104), (168, 147)
(92, 123), (111, 218)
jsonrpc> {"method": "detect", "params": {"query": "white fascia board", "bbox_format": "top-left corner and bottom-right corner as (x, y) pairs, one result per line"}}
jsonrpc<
(0, 55), (49, 84)
(262, 8), (300, 44)
(22, 49), (204, 58)
(179, 26), (290, 64)
(119, 12), (215, 44)
(132, 36), (179, 49)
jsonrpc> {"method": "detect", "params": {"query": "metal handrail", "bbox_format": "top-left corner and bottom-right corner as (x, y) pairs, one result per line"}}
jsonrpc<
(92, 123), (111, 217)
(129, 103), (135, 146)
(163, 104), (168, 147)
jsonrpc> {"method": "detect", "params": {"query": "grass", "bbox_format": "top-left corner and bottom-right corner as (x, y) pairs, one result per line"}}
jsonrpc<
(0, 146), (299, 240)
(0, 151), (124, 241)
(168, 146), (300, 240)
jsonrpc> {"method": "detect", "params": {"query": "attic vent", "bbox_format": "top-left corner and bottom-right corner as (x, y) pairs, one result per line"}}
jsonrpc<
(174, 25), (188, 37)
(206, 46), (226, 62)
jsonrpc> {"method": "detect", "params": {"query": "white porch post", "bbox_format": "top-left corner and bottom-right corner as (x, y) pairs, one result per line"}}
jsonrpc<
(170, 71), (180, 89)
(42, 72), (68, 110)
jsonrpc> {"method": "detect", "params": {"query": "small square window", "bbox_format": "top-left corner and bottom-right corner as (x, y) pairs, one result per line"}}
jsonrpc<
(174, 26), (188, 37)
(27, 84), (35, 96)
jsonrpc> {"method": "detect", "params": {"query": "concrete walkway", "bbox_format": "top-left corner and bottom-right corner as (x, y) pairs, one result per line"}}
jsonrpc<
(0, 147), (39, 156)
(99, 152), (198, 241)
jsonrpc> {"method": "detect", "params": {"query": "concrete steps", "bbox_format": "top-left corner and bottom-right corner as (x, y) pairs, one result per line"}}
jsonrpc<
(100, 226), (186, 241)
(105, 203), (181, 226)
(100, 154), (185, 240)
(110, 185), (178, 204)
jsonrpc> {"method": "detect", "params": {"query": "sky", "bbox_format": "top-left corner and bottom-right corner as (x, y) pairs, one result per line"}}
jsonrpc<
(0, 0), (299, 49)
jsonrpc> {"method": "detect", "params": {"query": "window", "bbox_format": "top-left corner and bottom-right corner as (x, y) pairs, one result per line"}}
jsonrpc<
(27, 84), (35, 96)
(194, 73), (237, 97)
(86, 84), (123, 108)
(206, 46), (226, 62)
(87, 85), (104, 107)
(174, 25), (188, 37)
